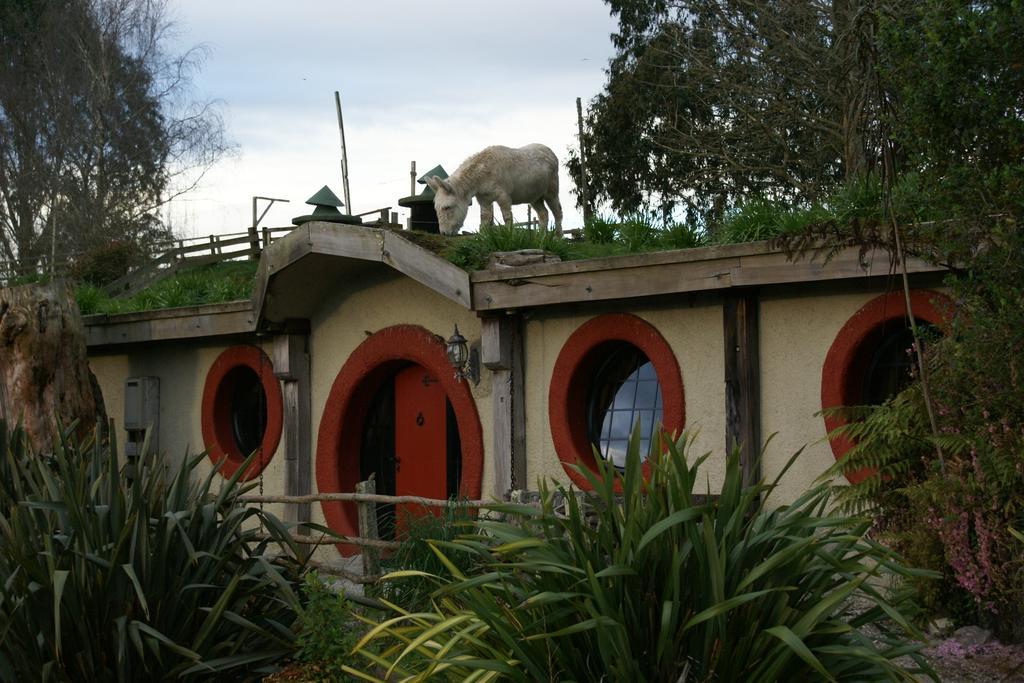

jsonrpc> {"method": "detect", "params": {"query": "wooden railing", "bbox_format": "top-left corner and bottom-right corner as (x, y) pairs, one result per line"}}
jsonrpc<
(241, 477), (489, 584)
(101, 227), (295, 298)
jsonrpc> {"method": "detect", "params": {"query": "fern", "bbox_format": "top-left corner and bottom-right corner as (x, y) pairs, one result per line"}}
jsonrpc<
(824, 387), (934, 516)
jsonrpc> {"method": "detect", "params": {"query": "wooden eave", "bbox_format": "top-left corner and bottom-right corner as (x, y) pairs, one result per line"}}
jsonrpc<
(84, 301), (256, 348)
(83, 233), (947, 348)
(469, 241), (946, 311)
(252, 222), (472, 327)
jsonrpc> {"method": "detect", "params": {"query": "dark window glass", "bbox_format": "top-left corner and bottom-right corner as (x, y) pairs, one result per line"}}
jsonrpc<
(361, 378), (397, 539)
(228, 367), (267, 457)
(860, 321), (936, 405)
(586, 344), (663, 469)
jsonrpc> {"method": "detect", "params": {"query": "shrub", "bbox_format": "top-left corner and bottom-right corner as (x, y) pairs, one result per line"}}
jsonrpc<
(346, 429), (935, 681)
(375, 502), (479, 612)
(444, 224), (569, 271)
(292, 573), (361, 682)
(829, 218), (1024, 641)
(0, 422), (306, 681)
(69, 240), (147, 286)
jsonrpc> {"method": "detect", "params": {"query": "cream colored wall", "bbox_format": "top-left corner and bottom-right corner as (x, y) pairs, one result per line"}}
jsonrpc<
(758, 283), (948, 503)
(307, 269), (492, 540)
(523, 298), (727, 493)
(88, 339), (287, 518)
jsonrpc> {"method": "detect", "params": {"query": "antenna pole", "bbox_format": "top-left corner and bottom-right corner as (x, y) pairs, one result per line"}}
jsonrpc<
(576, 97), (591, 226)
(334, 91), (352, 211)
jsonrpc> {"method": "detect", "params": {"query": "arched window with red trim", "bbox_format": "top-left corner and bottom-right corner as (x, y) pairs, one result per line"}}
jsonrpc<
(201, 345), (283, 480)
(549, 313), (684, 490)
(821, 290), (952, 482)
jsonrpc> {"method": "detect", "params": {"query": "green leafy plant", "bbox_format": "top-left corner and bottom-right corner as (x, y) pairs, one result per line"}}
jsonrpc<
(581, 214), (619, 244)
(443, 224), (569, 271)
(75, 260), (258, 315)
(292, 572), (361, 682)
(375, 502), (479, 612)
(656, 220), (706, 249)
(0, 422), (306, 681)
(346, 428), (935, 681)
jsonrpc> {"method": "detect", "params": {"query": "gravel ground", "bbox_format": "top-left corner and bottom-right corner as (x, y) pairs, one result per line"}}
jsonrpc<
(921, 637), (1024, 682)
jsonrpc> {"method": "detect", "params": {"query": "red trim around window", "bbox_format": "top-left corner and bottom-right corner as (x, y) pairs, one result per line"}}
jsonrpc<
(548, 313), (684, 490)
(200, 345), (283, 481)
(821, 290), (952, 483)
(315, 325), (484, 556)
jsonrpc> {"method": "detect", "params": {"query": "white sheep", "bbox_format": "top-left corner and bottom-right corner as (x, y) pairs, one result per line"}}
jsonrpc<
(424, 143), (563, 235)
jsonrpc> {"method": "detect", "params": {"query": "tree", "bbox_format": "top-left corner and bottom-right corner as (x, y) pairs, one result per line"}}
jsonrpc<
(0, 0), (230, 276)
(0, 280), (106, 452)
(572, 1), (1024, 227)
(568, 0), (916, 226)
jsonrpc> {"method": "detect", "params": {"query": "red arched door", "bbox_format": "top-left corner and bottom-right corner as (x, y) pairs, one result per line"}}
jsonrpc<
(393, 364), (448, 521)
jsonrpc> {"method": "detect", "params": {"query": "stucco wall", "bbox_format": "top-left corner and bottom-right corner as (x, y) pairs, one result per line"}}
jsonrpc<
(308, 269), (492, 538)
(759, 281), (948, 503)
(523, 296), (728, 493)
(88, 338), (287, 518)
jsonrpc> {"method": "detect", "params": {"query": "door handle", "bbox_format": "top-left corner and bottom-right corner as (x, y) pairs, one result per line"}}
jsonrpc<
(416, 412), (425, 426)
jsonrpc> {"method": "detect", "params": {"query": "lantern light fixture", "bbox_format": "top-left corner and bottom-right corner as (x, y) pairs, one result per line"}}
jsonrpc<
(446, 324), (479, 384)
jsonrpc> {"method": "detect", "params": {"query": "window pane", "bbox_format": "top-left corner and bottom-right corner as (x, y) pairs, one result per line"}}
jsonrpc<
(635, 379), (658, 409)
(612, 376), (639, 409)
(610, 410), (634, 440)
(637, 361), (657, 381)
(607, 440), (628, 469)
(586, 344), (665, 471)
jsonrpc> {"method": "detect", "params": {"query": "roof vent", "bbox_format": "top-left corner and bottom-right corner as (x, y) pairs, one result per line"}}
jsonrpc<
(292, 185), (363, 226)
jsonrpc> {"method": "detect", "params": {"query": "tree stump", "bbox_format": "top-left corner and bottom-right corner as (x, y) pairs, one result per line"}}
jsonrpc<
(0, 280), (106, 451)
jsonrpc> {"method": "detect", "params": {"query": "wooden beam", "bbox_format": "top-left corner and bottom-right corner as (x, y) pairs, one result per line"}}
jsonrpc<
(382, 229), (472, 308)
(84, 302), (256, 347)
(486, 315), (526, 499)
(480, 316), (512, 369)
(470, 245), (944, 312)
(723, 290), (761, 489)
(273, 332), (312, 524)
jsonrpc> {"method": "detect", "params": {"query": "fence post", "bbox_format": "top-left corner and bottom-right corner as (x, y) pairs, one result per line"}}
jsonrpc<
(356, 477), (381, 576)
(262, 227), (270, 249)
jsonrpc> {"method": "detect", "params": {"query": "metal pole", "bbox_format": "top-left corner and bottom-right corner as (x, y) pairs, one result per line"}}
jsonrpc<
(251, 196), (290, 259)
(334, 91), (352, 211)
(410, 160), (416, 197)
(576, 97), (592, 225)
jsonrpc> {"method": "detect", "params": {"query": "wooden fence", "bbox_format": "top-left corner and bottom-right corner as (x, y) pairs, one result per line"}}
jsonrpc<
(237, 478), (609, 586)
(240, 477), (490, 584)
(100, 226), (295, 298)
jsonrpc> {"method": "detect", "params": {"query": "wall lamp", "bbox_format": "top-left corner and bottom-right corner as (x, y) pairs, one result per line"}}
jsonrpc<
(445, 324), (480, 385)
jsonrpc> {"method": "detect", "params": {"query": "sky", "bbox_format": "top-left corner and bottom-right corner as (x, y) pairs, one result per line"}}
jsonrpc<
(163, 0), (620, 239)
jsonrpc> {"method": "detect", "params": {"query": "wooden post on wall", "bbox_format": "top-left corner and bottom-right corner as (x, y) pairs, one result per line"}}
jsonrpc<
(481, 315), (527, 499)
(273, 332), (312, 524)
(723, 290), (762, 489)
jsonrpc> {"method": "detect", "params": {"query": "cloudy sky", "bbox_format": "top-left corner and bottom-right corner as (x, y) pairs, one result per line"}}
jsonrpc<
(163, 0), (620, 239)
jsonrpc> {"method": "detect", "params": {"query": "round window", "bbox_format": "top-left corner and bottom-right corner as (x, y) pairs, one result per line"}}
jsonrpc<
(859, 321), (937, 406)
(822, 290), (951, 482)
(586, 343), (663, 469)
(549, 313), (684, 490)
(225, 366), (268, 457)
(201, 345), (283, 480)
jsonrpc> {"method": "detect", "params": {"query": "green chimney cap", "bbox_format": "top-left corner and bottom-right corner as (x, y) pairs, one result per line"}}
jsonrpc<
(417, 165), (448, 185)
(305, 185), (344, 207)
(310, 204), (343, 219)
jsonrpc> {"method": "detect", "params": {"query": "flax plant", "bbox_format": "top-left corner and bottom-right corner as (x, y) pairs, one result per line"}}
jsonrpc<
(0, 422), (306, 681)
(346, 428), (936, 682)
